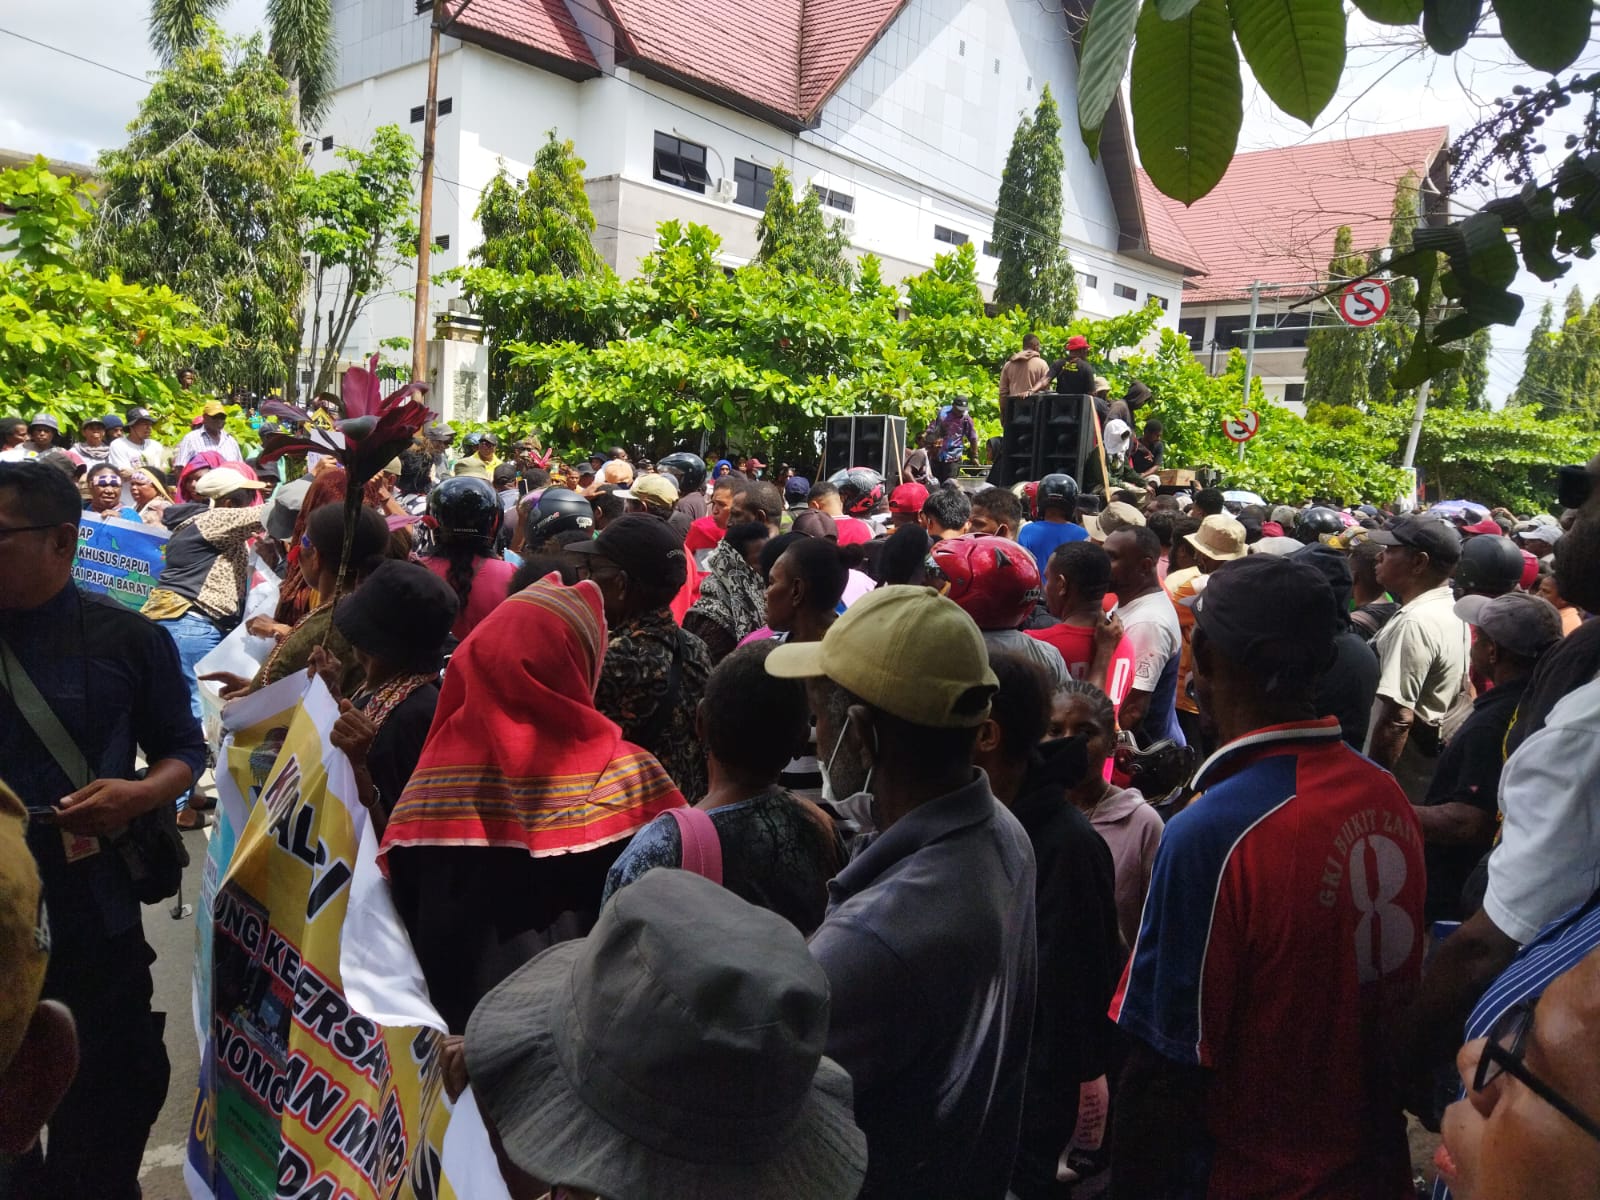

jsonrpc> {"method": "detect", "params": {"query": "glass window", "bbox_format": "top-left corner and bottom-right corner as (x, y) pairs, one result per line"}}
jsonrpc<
(734, 159), (774, 209)
(934, 225), (969, 246)
(653, 132), (710, 194)
(811, 184), (855, 213)
(1081, 273), (1098, 289)
(1113, 282), (1138, 300)
(1147, 293), (1169, 310)
(1177, 317), (1206, 350)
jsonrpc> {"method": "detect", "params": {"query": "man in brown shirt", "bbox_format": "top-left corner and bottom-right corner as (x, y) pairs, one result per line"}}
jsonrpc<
(999, 333), (1051, 429)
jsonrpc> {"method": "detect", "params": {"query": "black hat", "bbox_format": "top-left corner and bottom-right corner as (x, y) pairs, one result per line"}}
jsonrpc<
(569, 513), (687, 590)
(1193, 555), (1340, 677)
(1368, 515), (1462, 566)
(333, 560), (459, 666)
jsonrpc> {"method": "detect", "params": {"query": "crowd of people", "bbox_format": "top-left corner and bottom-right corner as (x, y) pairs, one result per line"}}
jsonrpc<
(3, 387), (1600, 1200)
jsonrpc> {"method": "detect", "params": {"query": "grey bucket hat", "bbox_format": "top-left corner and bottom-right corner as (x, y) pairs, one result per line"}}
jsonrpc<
(464, 868), (867, 1200)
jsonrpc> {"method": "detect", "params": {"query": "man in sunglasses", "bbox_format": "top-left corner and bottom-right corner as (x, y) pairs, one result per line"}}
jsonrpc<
(1439, 943), (1600, 1199)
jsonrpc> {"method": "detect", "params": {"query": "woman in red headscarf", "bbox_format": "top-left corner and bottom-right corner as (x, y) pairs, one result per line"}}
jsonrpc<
(378, 574), (686, 1033)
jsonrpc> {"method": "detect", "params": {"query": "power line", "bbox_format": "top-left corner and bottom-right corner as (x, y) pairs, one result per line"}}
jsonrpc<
(0, 24), (151, 86)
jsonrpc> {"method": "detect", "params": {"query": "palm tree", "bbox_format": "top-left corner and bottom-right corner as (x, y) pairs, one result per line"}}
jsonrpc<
(149, 0), (335, 124)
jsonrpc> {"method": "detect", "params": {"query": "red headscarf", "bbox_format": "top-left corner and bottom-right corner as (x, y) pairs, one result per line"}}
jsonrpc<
(176, 450), (227, 500)
(378, 576), (684, 869)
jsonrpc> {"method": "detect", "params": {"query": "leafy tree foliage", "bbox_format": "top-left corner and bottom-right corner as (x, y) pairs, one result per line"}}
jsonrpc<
(1302, 226), (1374, 410)
(992, 84), (1077, 326)
(1513, 286), (1600, 421)
(458, 134), (610, 417)
(148, 0), (336, 123)
(755, 165), (855, 288)
(296, 125), (422, 395)
(90, 29), (304, 394)
(0, 159), (221, 430)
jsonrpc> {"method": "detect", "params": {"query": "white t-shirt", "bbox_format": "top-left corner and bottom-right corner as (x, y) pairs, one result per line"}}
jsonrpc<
(1118, 590), (1181, 696)
(1485, 677), (1600, 944)
(1373, 584), (1469, 725)
(983, 628), (1070, 692)
(107, 435), (164, 504)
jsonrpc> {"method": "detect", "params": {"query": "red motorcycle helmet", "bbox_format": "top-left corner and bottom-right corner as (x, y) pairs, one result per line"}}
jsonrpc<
(828, 467), (886, 517)
(927, 534), (1041, 631)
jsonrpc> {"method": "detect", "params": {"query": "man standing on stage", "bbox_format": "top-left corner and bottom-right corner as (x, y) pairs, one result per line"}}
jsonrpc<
(999, 333), (1052, 432)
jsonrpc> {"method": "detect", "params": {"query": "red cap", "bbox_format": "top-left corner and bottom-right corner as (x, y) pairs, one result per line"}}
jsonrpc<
(1461, 518), (1503, 536)
(1520, 549), (1540, 591)
(1066, 335), (1090, 352)
(746, 458), (766, 468)
(889, 482), (929, 514)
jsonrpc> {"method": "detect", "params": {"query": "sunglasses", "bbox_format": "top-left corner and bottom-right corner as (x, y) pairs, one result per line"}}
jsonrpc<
(1476, 999), (1600, 1145)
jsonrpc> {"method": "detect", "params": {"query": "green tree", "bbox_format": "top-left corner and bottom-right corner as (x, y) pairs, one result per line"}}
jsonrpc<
(0, 159), (221, 429)
(296, 125), (422, 395)
(90, 29), (305, 393)
(1368, 171), (1421, 403)
(1512, 300), (1560, 409)
(1302, 226), (1373, 409)
(461, 134), (610, 416)
(148, 0), (335, 123)
(992, 84), (1077, 325)
(1430, 328), (1492, 411)
(755, 165), (855, 288)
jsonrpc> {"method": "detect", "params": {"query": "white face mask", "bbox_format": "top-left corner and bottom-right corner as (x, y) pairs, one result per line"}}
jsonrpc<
(820, 713), (876, 833)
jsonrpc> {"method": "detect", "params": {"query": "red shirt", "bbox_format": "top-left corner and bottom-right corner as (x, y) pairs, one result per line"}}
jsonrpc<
(1027, 623), (1135, 710)
(684, 516), (724, 556)
(423, 555), (517, 641)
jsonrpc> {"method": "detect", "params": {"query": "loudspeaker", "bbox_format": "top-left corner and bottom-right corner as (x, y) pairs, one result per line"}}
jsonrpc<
(822, 415), (907, 480)
(996, 393), (1096, 487)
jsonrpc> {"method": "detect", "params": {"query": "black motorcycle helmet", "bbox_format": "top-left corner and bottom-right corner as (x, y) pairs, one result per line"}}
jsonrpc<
(1295, 506), (1345, 544)
(1036, 473), (1080, 516)
(1455, 534), (1525, 598)
(524, 487), (595, 544)
(827, 467), (886, 517)
(658, 451), (707, 495)
(428, 476), (502, 541)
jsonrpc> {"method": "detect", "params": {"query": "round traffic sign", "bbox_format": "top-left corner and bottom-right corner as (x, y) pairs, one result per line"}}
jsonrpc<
(1339, 279), (1391, 327)
(1222, 410), (1260, 443)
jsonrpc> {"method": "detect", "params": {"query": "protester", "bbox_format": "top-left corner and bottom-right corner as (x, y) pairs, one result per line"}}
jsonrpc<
(972, 655), (1120, 1200)
(1366, 516), (1470, 789)
(999, 334), (1051, 429)
(807, 480), (875, 545)
(379, 575), (685, 1034)
(924, 396), (979, 482)
(1030, 541), (1134, 709)
(929, 535), (1070, 690)
(0, 461), (205, 1197)
(1291, 543), (1382, 749)
(874, 522), (930, 586)
(770, 586), (1036, 1199)
(0, 417), (29, 462)
(85, 464), (134, 518)
(921, 486), (972, 540)
(1349, 537), (1400, 641)
(901, 428), (938, 488)
(1415, 592), (1562, 924)
(464, 868), (867, 1200)
(1167, 514), (1247, 748)
(1110, 556), (1425, 1199)
(324, 560), (458, 834)
(685, 472), (740, 557)
(1539, 570), (1584, 635)
(71, 416), (111, 464)
(1017, 473), (1087, 563)
(968, 486), (1023, 540)
(730, 477), (785, 534)
(1106, 526), (1184, 747)
(128, 468), (173, 526)
(575, 515), (712, 801)
(604, 642), (843, 933)
(1048, 334), (1096, 398)
(423, 476), (517, 641)
(887, 481), (929, 530)
(658, 451), (708, 520)
(172, 400), (241, 467)
(27, 414), (61, 453)
(686, 522), (774, 665)
(0, 780), (80, 1175)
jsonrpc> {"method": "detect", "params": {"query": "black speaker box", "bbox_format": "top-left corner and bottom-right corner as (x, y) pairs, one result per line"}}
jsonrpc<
(996, 393), (1096, 487)
(822, 415), (907, 480)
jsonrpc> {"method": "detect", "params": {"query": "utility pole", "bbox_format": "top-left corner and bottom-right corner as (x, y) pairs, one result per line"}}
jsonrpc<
(411, 9), (441, 384)
(1239, 280), (1261, 461)
(1402, 379), (1431, 471)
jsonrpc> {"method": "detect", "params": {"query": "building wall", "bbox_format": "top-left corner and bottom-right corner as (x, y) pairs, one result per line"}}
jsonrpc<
(306, 0), (1186, 388)
(1179, 300), (1325, 414)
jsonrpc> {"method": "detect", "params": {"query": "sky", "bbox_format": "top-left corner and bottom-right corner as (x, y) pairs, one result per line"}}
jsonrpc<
(1, 3), (1596, 406)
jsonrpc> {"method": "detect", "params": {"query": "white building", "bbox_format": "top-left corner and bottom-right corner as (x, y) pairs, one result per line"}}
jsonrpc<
(312, 0), (1202, 410)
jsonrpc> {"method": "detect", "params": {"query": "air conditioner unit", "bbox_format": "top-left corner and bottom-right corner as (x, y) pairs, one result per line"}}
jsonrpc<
(839, 217), (857, 239)
(714, 178), (736, 203)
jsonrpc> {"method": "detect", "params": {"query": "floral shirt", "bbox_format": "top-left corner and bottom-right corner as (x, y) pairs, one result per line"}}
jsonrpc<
(594, 608), (711, 803)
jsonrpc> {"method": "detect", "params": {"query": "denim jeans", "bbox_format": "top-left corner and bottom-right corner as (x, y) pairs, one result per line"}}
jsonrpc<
(156, 610), (222, 809)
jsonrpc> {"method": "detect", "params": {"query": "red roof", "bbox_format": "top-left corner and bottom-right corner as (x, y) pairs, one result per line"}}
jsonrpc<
(452, 0), (600, 74)
(1139, 128), (1449, 304)
(454, 0), (907, 124)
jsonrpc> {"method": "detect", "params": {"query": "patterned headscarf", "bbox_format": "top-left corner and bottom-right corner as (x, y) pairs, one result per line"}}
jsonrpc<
(378, 576), (684, 868)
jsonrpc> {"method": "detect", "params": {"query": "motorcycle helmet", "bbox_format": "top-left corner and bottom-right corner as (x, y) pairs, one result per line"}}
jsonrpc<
(428, 476), (502, 541)
(1036, 473), (1080, 517)
(1294, 506), (1345, 544)
(524, 487), (595, 544)
(828, 467), (886, 517)
(1455, 535), (1526, 598)
(658, 451), (707, 495)
(927, 534), (1041, 631)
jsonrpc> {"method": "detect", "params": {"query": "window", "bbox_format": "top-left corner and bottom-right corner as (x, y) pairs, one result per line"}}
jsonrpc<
(958, 38), (965, 55)
(934, 224), (969, 246)
(1213, 311), (1312, 350)
(410, 105), (424, 123)
(994, 58), (1000, 74)
(811, 185), (855, 213)
(1113, 282), (1138, 301)
(321, 135), (334, 151)
(435, 234), (450, 250)
(1080, 273), (1098, 289)
(1283, 383), (1306, 408)
(415, 0), (433, 12)
(1147, 293), (1168, 310)
(1177, 317), (1205, 350)
(734, 159), (774, 209)
(653, 131), (710, 193)
(982, 240), (996, 257)
(437, 97), (452, 116)
(301, 253), (312, 268)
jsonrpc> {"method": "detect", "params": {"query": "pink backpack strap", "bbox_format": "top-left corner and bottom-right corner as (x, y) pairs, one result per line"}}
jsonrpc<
(667, 805), (723, 886)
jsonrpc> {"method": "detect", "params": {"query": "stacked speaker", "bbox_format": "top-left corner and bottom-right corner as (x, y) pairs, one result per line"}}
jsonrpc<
(995, 392), (1096, 487)
(822, 416), (907, 480)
